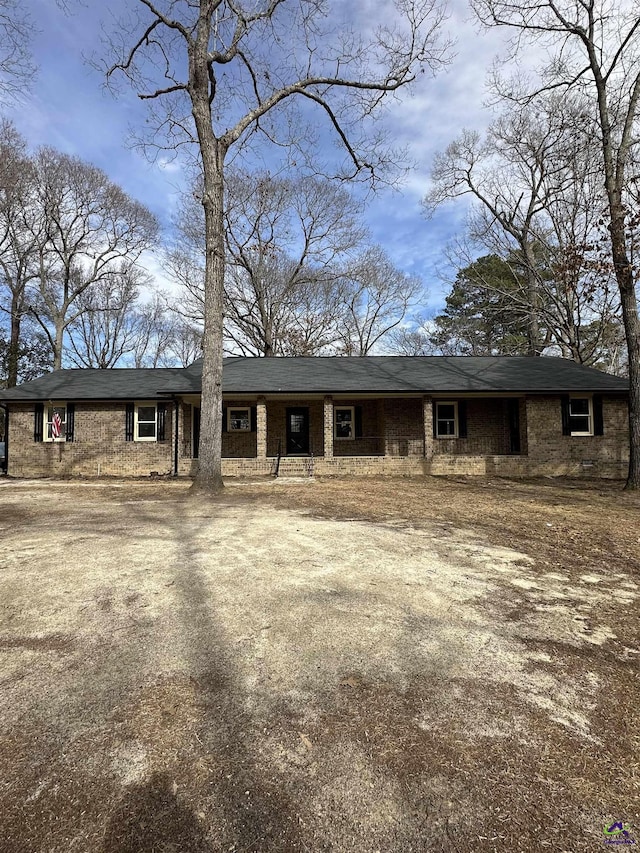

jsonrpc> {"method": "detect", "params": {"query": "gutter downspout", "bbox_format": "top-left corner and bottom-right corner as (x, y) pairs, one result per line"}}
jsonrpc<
(0, 402), (8, 475)
(173, 397), (179, 477)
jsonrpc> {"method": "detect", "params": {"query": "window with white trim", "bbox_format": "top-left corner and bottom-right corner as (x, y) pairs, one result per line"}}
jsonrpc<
(227, 407), (251, 431)
(334, 406), (355, 440)
(44, 403), (66, 442)
(435, 401), (458, 438)
(569, 396), (593, 436)
(135, 403), (157, 441)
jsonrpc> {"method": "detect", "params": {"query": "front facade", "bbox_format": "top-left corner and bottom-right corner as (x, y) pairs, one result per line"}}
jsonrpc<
(0, 356), (630, 479)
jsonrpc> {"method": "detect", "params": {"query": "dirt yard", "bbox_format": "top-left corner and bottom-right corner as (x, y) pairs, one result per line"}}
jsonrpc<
(0, 475), (638, 852)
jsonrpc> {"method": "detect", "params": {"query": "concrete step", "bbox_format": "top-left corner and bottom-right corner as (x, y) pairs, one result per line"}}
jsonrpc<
(275, 457), (315, 477)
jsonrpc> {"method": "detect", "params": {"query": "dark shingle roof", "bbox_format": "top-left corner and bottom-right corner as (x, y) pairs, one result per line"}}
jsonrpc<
(0, 367), (196, 401)
(216, 356), (628, 394)
(0, 356), (628, 401)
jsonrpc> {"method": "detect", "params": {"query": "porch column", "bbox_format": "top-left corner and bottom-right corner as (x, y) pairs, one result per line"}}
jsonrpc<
(323, 395), (333, 458)
(256, 396), (267, 459)
(423, 396), (434, 460)
(173, 399), (180, 476)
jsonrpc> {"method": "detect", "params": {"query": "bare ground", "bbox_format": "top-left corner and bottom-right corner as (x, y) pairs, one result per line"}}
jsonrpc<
(0, 475), (638, 853)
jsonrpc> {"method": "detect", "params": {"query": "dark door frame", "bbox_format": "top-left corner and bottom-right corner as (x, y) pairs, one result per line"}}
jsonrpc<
(286, 406), (310, 455)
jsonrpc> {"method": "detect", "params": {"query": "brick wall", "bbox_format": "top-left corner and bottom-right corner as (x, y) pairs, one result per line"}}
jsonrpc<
(8, 402), (174, 477)
(524, 395), (628, 478)
(256, 397), (267, 458)
(316, 456), (429, 476)
(323, 396), (333, 459)
(333, 399), (384, 456)
(432, 398), (511, 456)
(383, 398), (424, 456)
(222, 399), (257, 458)
(7, 393), (630, 480)
(182, 456), (428, 478)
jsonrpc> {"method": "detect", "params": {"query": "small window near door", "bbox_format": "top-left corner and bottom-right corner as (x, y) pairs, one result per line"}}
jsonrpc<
(290, 413), (305, 433)
(334, 406), (355, 440)
(435, 401), (458, 438)
(569, 397), (593, 436)
(227, 407), (251, 431)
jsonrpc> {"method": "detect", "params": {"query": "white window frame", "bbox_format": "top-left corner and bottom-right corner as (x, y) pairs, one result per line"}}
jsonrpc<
(435, 401), (459, 439)
(569, 396), (594, 437)
(227, 406), (251, 432)
(44, 402), (67, 443)
(135, 402), (158, 442)
(334, 406), (355, 440)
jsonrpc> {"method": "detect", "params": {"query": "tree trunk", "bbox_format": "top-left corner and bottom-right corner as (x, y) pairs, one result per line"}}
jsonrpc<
(616, 257), (640, 489)
(7, 293), (21, 387)
(53, 320), (64, 370)
(185, 10), (226, 494)
(523, 241), (541, 356)
(623, 316), (640, 490)
(191, 151), (226, 493)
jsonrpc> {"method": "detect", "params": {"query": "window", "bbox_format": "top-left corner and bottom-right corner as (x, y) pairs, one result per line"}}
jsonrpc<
(435, 401), (458, 438)
(45, 403), (66, 442)
(227, 407), (251, 431)
(36, 402), (74, 443)
(126, 402), (166, 442)
(334, 406), (355, 440)
(135, 403), (157, 441)
(569, 396), (593, 436)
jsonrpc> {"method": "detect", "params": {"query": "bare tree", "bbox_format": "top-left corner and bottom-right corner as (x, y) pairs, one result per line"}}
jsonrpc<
(169, 170), (365, 355)
(167, 318), (203, 367)
(0, 318), (50, 385)
(0, 0), (36, 100)
(335, 246), (422, 355)
(106, 0), (451, 492)
(386, 322), (435, 355)
(130, 291), (180, 368)
(126, 292), (202, 368)
(224, 171), (365, 355)
(0, 119), (40, 386)
(426, 98), (580, 355)
(28, 147), (158, 369)
(66, 265), (145, 368)
(426, 92), (622, 369)
(438, 224), (620, 366)
(469, 0), (640, 487)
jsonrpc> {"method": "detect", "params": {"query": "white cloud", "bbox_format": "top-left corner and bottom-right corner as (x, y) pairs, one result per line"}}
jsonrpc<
(136, 251), (183, 300)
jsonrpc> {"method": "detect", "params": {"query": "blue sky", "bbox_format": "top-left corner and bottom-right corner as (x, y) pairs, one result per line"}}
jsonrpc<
(5, 0), (508, 317)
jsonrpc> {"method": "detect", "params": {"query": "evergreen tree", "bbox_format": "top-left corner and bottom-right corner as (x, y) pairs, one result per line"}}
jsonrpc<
(431, 255), (530, 355)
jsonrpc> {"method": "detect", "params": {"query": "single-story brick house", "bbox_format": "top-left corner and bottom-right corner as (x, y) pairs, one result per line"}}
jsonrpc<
(0, 355), (630, 479)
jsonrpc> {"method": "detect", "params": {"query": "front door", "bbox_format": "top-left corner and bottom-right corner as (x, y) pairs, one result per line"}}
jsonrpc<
(286, 407), (310, 454)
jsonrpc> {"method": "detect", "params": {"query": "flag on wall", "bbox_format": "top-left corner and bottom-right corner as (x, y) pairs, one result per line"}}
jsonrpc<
(51, 410), (62, 439)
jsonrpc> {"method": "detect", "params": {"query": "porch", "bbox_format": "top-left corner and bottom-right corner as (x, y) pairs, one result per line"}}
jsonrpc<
(177, 395), (527, 476)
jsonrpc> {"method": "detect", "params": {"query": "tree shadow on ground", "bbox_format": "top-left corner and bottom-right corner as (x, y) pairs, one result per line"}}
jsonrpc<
(103, 771), (208, 853)
(101, 494), (304, 853)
